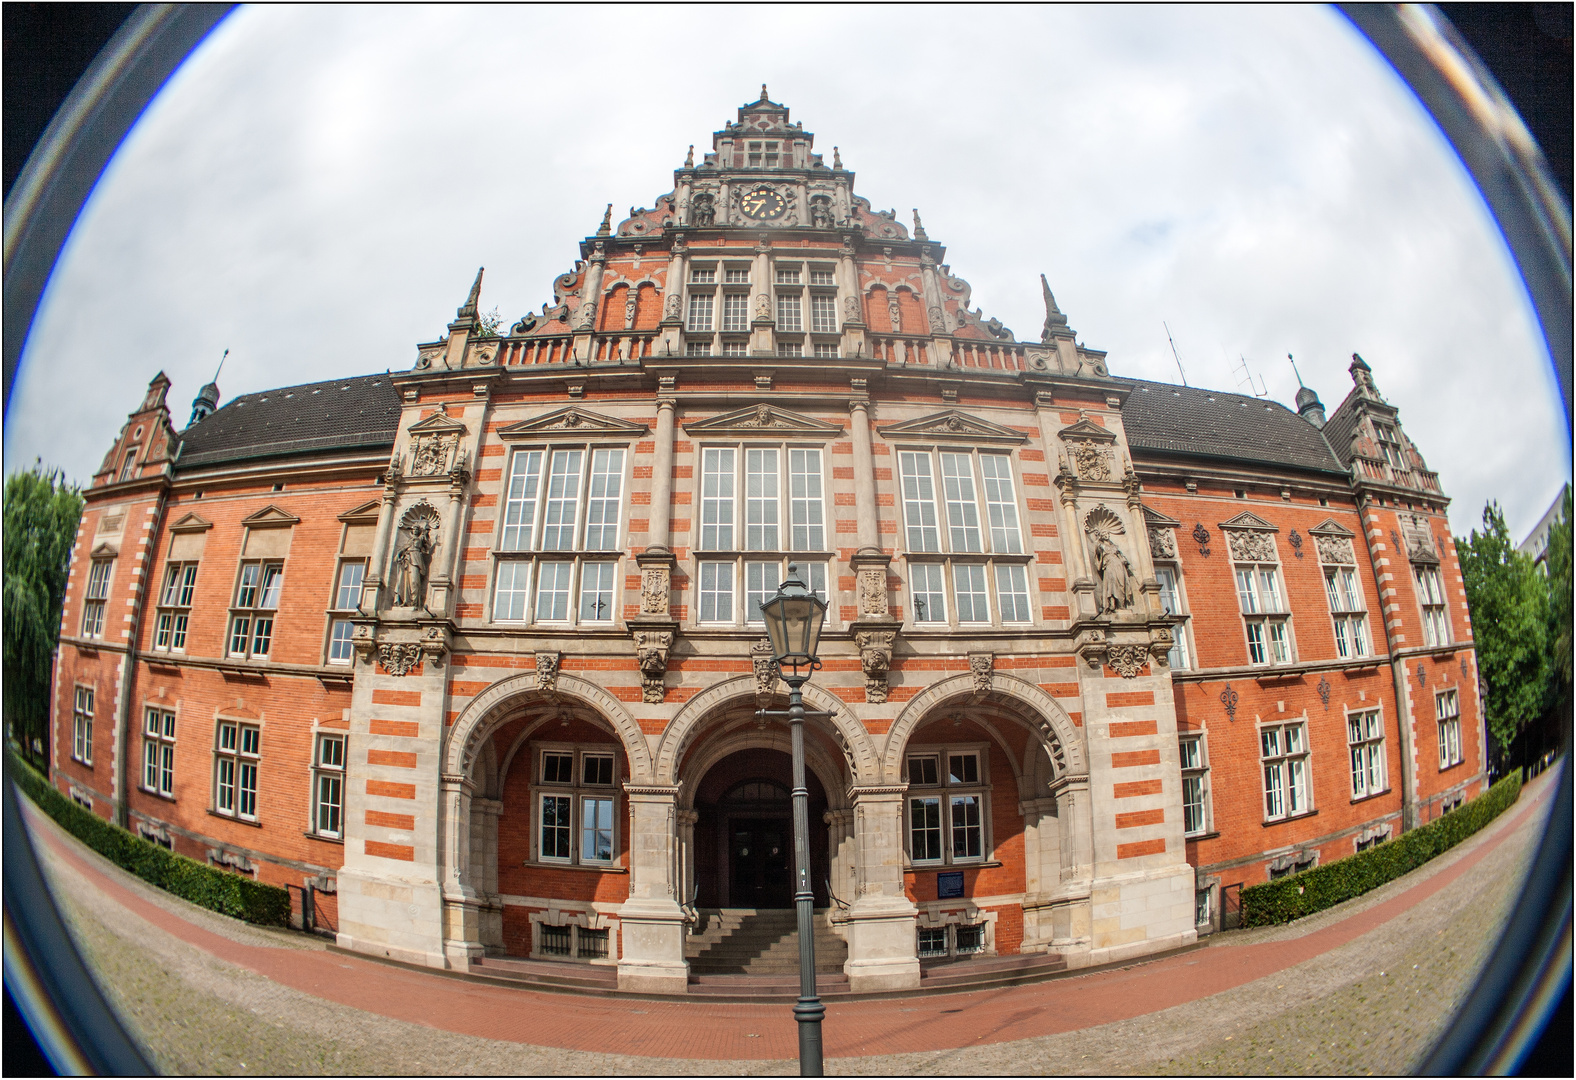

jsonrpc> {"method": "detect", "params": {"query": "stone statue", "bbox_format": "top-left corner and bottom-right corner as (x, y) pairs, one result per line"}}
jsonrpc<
(692, 192), (715, 226)
(1088, 527), (1134, 615)
(809, 195), (832, 229)
(391, 517), (437, 609)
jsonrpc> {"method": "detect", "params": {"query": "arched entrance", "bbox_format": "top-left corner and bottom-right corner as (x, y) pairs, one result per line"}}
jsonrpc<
(692, 749), (829, 908)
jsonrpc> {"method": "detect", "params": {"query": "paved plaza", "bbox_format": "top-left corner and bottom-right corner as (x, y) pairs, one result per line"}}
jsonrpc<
(22, 768), (1556, 1075)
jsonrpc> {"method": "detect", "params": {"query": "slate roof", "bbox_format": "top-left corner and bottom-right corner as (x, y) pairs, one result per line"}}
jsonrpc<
(1318, 389), (1364, 468)
(177, 373), (401, 470)
(1117, 378), (1347, 477)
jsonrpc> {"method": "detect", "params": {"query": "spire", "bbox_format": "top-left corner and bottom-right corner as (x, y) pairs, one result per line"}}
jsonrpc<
(1039, 274), (1069, 342)
(1349, 351), (1381, 400)
(596, 204), (613, 236)
(188, 349), (225, 428)
(1289, 355), (1326, 428)
(912, 209), (927, 241)
(455, 267), (484, 321)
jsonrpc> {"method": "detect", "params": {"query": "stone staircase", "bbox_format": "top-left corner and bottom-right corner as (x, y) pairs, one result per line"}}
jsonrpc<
(686, 907), (848, 977)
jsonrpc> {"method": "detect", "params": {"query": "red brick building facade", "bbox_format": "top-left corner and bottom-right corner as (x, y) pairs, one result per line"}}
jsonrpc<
(50, 91), (1484, 992)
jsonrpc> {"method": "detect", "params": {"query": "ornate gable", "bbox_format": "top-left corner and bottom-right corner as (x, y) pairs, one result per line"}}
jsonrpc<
(240, 505), (301, 528)
(1141, 505), (1181, 560)
(682, 404), (843, 439)
(406, 411), (468, 436)
(496, 407), (649, 440)
(1218, 511), (1278, 531)
(1057, 415), (1118, 445)
(876, 410), (1026, 444)
(168, 512), (213, 533)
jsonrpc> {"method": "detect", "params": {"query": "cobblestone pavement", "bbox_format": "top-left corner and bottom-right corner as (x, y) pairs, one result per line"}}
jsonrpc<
(23, 768), (1556, 1076)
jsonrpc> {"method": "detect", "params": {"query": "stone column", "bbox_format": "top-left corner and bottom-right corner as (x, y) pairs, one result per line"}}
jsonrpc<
(1017, 796), (1059, 951)
(428, 473), (467, 615)
(823, 807), (857, 918)
(838, 234), (866, 358)
(363, 478), (400, 612)
(573, 242), (608, 361)
(474, 797), (504, 953)
(648, 397), (677, 551)
(676, 808), (699, 909)
(843, 787), (919, 991)
(849, 397), (880, 552)
(440, 773), (483, 966)
(618, 784), (690, 993)
(751, 236), (774, 356)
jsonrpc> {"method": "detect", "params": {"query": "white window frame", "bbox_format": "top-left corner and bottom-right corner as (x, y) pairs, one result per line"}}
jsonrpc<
(326, 558), (365, 665)
(1415, 564), (1451, 646)
(227, 560), (283, 660)
(897, 448), (1031, 629)
(1436, 689), (1463, 769)
(492, 444), (627, 628)
(72, 686), (94, 765)
(312, 732), (345, 838)
(533, 745), (621, 867)
(142, 707), (176, 798)
(153, 561), (198, 652)
(81, 559), (113, 638)
(721, 292), (750, 332)
(1179, 733), (1211, 836)
(1323, 564), (1369, 659)
(904, 745), (990, 867)
(1155, 564), (1191, 669)
(213, 720), (261, 822)
(1259, 719), (1311, 821)
(1235, 558), (1292, 665)
(1346, 707), (1387, 799)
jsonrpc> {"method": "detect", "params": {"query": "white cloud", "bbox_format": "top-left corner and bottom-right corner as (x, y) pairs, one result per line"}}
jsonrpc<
(7, 5), (1566, 538)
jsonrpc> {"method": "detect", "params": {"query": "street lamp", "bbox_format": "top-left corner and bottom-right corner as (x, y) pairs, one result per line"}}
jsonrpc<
(758, 562), (828, 1076)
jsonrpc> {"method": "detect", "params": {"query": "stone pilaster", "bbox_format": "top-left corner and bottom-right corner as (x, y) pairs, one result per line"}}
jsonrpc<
(843, 787), (920, 991)
(618, 784), (689, 993)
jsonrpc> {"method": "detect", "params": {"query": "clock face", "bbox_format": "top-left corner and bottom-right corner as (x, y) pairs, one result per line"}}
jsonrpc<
(739, 186), (787, 220)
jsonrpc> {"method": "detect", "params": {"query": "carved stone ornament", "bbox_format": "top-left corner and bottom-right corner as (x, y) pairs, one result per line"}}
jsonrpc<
(756, 294), (773, 321)
(887, 298), (902, 333)
(855, 630), (895, 703)
(1315, 534), (1355, 565)
(573, 297), (598, 331)
(352, 622), (376, 660)
(843, 295), (863, 323)
(858, 568), (888, 616)
(409, 433), (458, 477)
(634, 629), (674, 703)
(1106, 644), (1149, 679)
(664, 293), (682, 320)
(1192, 523), (1212, 558)
(421, 624), (448, 668)
(1288, 529), (1304, 559)
(640, 568), (669, 615)
(1225, 530), (1277, 563)
(927, 306), (947, 334)
(751, 638), (779, 701)
(536, 651), (561, 697)
(1148, 526), (1177, 561)
(1072, 443), (1113, 483)
(378, 642), (423, 676)
(1084, 506), (1134, 615)
(391, 503), (441, 609)
(969, 652), (994, 696)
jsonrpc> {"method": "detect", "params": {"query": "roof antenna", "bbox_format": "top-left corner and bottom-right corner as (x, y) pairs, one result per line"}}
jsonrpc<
(1232, 353), (1269, 398)
(1162, 322), (1188, 387)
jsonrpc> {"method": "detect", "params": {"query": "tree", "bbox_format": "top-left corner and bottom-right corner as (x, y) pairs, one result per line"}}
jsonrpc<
(2, 463), (84, 769)
(1540, 487), (1572, 745)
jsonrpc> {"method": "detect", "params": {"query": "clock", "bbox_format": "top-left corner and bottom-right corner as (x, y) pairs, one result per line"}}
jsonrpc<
(739, 185), (787, 221)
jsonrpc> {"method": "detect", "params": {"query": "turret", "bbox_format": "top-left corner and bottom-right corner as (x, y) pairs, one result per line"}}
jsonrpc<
(1289, 354), (1325, 428)
(187, 350), (225, 428)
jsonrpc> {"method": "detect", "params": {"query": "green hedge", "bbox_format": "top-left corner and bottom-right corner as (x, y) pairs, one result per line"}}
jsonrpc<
(7, 750), (292, 927)
(1240, 772), (1523, 927)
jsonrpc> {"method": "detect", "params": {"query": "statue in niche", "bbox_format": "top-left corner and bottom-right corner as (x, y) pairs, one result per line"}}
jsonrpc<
(391, 511), (439, 609)
(1085, 508), (1134, 615)
(809, 195), (833, 229)
(692, 192), (715, 226)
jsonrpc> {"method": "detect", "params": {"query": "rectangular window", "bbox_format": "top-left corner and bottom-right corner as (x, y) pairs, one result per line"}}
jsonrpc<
(906, 748), (987, 865)
(327, 560), (366, 664)
(228, 561), (282, 660)
(540, 794), (572, 860)
(724, 267), (750, 284)
(809, 268), (835, 286)
(540, 449), (584, 550)
(911, 562), (947, 623)
(698, 560), (734, 623)
(142, 708), (176, 797)
(214, 721), (260, 821)
(774, 265), (801, 285)
(689, 266), (715, 284)
(81, 560), (112, 637)
(1180, 734), (1209, 835)
(899, 452), (941, 552)
(492, 560), (532, 621)
(1437, 690), (1462, 768)
(581, 797), (615, 862)
(745, 448), (780, 551)
(939, 453), (982, 552)
(952, 563), (990, 623)
(775, 293), (802, 332)
(686, 293), (713, 333)
(810, 294), (838, 333)
(1374, 422), (1406, 470)
(776, 341), (803, 357)
(1415, 565), (1450, 646)
(537, 748), (620, 865)
(333, 561), (364, 609)
(313, 733), (345, 838)
(1155, 566), (1191, 669)
(722, 293), (749, 332)
(995, 563), (1031, 623)
(788, 449), (824, 550)
(918, 925), (948, 958)
(1324, 566), (1368, 658)
(72, 687), (94, 765)
(1237, 561), (1291, 665)
(501, 449), (544, 551)
(744, 560), (782, 623)
(1260, 722), (1310, 821)
(1347, 709), (1387, 798)
(722, 340), (748, 357)
(978, 455), (1022, 554)
(813, 343), (839, 358)
(535, 561), (574, 621)
(686, 341), (709, 357)
(154, 562), (198, 651)
(578, 562), (616, 622)
(1195, 889), (1212, 927)
(700, 448), (736, 550)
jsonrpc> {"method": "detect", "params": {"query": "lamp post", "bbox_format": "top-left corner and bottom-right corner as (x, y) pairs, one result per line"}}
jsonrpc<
(758, 562), (828, 1077)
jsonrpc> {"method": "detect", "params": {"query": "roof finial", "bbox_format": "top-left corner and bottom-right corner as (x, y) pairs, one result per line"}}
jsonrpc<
(597, 204), (613, 236)
(1040, 274), (1068, 342)
(213, 348), (228, 383)
(760, 83), (769, 102)
(456, 267), (484, 320)
(832, 146), (842, 169)
(685, 144), (694, 168)
(1289, 353), (1306, 388)
(912, 209), (927, 240)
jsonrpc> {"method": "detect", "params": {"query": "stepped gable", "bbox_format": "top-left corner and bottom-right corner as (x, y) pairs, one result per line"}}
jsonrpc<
(177, 372), (401, 469)
(1118, 377), (1346, 476)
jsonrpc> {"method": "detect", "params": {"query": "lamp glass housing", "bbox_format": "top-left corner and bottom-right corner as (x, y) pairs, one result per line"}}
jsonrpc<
(760, 562), (827, 673)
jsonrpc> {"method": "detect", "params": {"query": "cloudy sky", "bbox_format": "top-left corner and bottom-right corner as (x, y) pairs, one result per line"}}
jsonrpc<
(7, 5), (1568, 540)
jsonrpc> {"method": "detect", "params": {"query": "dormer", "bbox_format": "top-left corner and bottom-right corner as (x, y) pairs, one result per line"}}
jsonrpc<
(94, 372), (177, 488)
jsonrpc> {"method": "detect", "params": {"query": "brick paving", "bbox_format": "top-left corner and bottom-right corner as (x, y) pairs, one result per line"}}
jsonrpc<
(22, 768), (1556, 1075)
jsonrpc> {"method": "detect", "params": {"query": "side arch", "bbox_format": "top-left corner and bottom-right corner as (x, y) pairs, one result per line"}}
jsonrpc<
(443, 670), (653, 783)
(881, 671), (1086, 783)
(654, 675), (879, 786)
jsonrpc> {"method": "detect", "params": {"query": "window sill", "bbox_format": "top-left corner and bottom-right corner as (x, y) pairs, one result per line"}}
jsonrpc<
(1438, 758), (1466, 773)
(207, 809), (263, 828)
(1184, 830), (1220, 842)
(521, 860), (627, 874)
(138, 788), (176, 804)
(1349, 788), (1392, 805)
(906, 859), (1003, 872)
(1261, 809), (1318, 827)
(70, 758), (94, 769)
(304, 832), (345, 845)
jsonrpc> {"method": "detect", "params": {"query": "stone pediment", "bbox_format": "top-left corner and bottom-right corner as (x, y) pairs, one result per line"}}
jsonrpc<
(1057, 416), (1118, 444)
(337, 500), (382, 525)
(1218, 511), (1278, 532)
(1141, 505), (1181, 528)
(683, 404), (844, 439)
(241, 505), (301, 528)
(876, 410), (1026, 444)
(497, 407), (649, 440)
(168, 512), (213, 533)
(89, 541), (117, 558)
(1308, 518), (1355, 538)
(406, 411), (468, 436)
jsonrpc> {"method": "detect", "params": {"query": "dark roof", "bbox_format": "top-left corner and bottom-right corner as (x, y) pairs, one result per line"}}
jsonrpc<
(1319, 389), (1363, 467)
(177, 373), (401, 470)
(1117, 378), (1347, 477)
